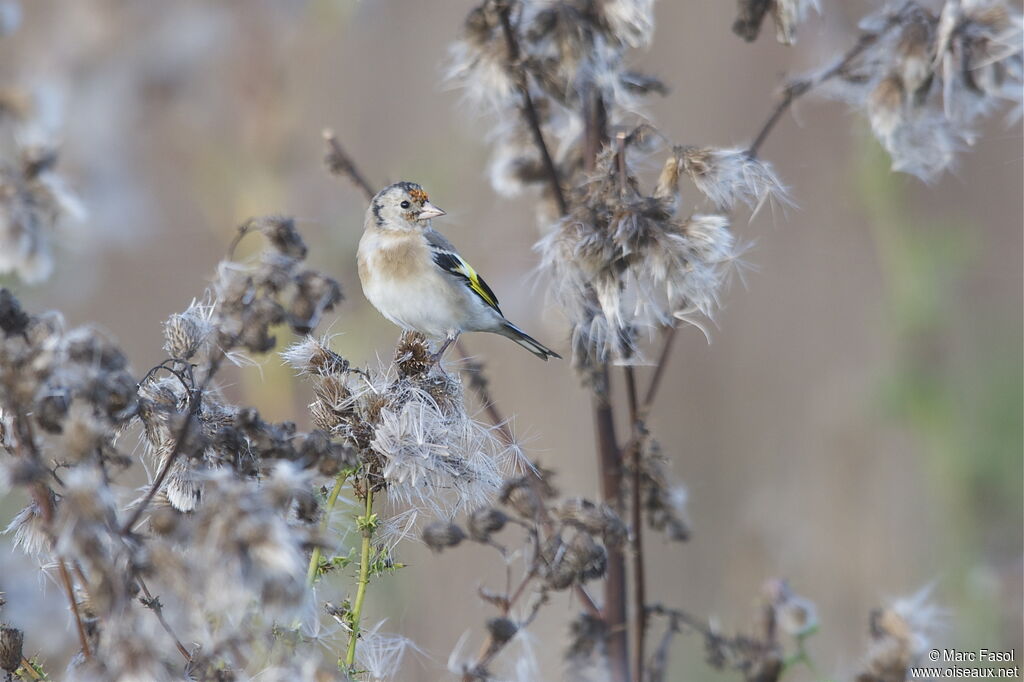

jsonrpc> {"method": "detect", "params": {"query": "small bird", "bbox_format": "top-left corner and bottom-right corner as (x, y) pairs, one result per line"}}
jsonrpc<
(357, 181), (561, 361)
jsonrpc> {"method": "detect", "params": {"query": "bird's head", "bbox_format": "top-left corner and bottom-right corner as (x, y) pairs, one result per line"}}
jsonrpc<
(368, 182), (446, 231)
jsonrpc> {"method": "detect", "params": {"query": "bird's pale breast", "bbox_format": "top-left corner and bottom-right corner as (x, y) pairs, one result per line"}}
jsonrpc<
(358, 229), (489, 339)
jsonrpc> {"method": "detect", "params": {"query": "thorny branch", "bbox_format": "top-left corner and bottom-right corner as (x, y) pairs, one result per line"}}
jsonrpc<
(137, 575), (192, 662)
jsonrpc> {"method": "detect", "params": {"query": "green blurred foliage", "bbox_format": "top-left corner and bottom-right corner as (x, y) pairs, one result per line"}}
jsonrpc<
(857, 133), (1023, 647)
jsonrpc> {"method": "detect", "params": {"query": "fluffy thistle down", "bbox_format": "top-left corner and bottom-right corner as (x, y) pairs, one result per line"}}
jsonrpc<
(819, 0), (1023, 181)
(674, 146), (790, 213)
(447, 0), (663, 203)
(448, 1), (789, 364)
(148, 465), (313, 626)
(353, 621), (423, 682)
(537, 142), (741, 363)
(284, 332), (517, 519)
(133, 216), (343, 513)
(0, 1), (994, 679)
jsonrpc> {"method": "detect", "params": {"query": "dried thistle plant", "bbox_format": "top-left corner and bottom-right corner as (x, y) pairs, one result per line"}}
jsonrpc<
(429, 468), (617, 681)
(0, 1), (1003, 681)
(440, 2), (983, 681)
(0, 12), (83, 285)
(0, 131), (83, 284)
(1, 216), (351, 681)
(758, 0), (1024, 181)
(283, 329), (526, 676)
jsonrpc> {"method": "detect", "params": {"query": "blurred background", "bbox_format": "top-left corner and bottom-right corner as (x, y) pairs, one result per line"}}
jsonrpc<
(1, 1), (1020, 679)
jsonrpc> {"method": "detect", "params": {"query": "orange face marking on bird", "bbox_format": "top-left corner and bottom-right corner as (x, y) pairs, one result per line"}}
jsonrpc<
(408, 188), (429, 204)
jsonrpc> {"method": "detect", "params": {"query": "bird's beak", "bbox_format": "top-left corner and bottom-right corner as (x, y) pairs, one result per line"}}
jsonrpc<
(417, 201), (446, 221)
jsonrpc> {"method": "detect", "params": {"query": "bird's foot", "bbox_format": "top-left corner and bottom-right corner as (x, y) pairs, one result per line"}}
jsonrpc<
(430, 334), (459, 364)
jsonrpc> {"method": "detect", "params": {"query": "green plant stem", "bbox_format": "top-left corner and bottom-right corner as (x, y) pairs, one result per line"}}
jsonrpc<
(306, 471), (349, 586)
(344, 486), (375, 669)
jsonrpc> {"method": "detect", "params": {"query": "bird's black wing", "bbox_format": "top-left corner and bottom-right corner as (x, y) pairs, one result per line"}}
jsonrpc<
(424, 230), (503, 316)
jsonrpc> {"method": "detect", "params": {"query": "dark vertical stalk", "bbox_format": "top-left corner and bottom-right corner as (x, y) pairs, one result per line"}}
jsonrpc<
(488, 7), (630, 678)
(593, 365), (629, 682)
(623, 365), (645, 682)
(584, 93), (629, 682)
(497, 2), (569, 216)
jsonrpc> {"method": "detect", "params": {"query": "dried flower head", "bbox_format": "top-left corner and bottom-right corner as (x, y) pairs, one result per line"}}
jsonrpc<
(422, 521), (467, 552)
(207, 217), (341, 356)
(856, 588), (944, 682)
(556, 497), (626, 548)
(823, 0), (1023, 181)
(537, 143), (741, 362)
(676, 146), (790, 213)
(286, 332), (519, 528)
(162, 303), (213, 361)
(0, 134), (83, 283)
(542, 531), (607, 589)
(566, 612), (608, 663)
(468, 506), (509, 543)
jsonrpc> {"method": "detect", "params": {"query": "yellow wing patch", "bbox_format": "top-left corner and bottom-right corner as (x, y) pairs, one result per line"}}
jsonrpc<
(433, 249), (502, 314)
(460, 262), (499, 310)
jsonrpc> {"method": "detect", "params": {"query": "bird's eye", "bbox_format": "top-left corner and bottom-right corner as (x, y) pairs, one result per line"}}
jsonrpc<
(400, 201), (410, 209)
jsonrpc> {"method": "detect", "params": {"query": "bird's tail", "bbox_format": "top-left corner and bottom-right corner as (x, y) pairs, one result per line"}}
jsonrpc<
(497, 322), (562, 361)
